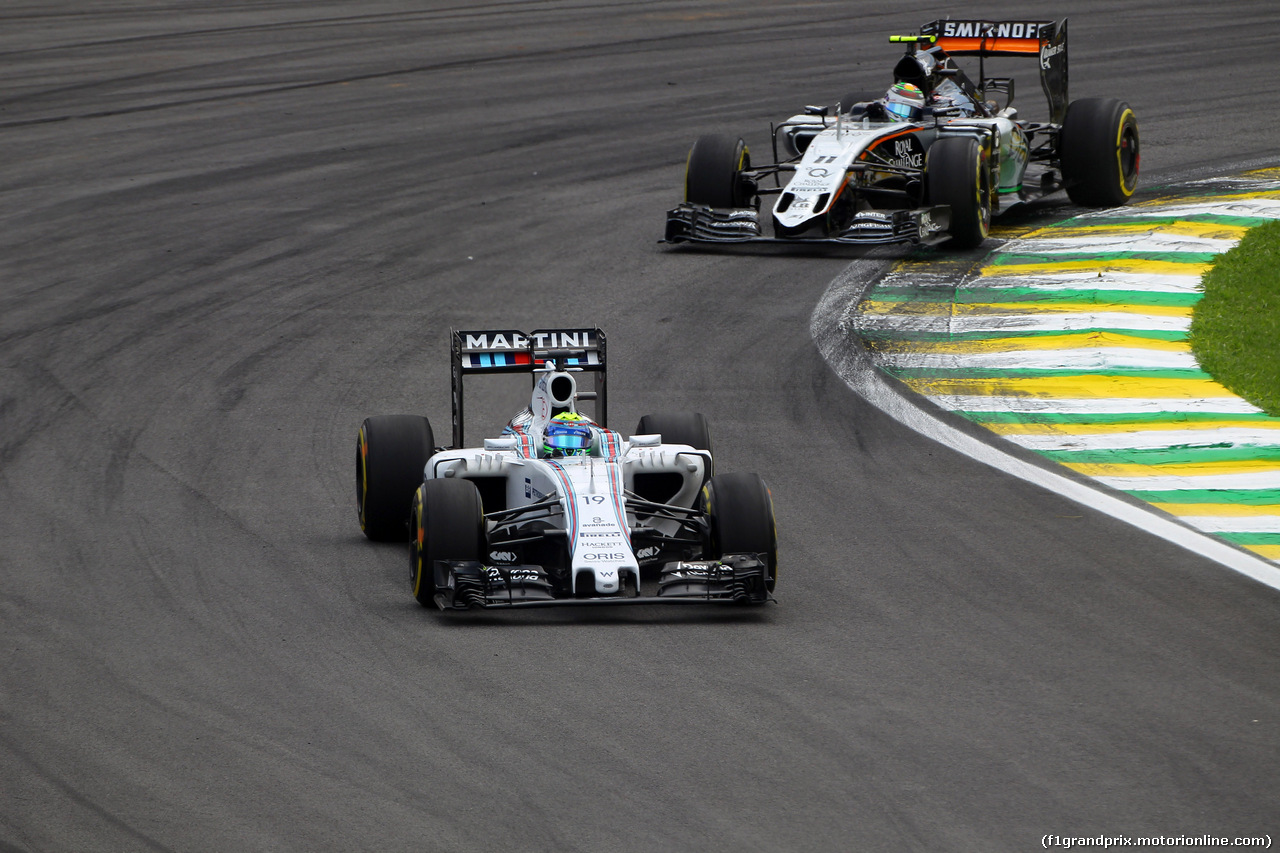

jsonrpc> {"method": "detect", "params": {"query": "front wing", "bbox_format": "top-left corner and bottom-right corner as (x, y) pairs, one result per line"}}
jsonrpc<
(433, 554), (773, 610)
(663, 202), (951, 245)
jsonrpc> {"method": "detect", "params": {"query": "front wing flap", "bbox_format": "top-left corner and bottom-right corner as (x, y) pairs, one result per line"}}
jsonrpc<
(663, 203), (762, 242)
(656, 554), (771, 604)
(433, 555), (772, 610)
(664, 202), (950, 245)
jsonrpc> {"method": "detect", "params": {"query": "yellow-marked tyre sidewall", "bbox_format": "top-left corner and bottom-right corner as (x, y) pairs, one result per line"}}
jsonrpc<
(358, 425), (368, 532)
(977, 139), (992, 239)
(766, 487), (778, 591)
(409, 486), (433, 605)
(357, 425), (371, 533)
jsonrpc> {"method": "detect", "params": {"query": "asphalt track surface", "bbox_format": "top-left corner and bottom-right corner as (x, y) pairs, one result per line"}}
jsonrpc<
(2, 3), (1278, 851)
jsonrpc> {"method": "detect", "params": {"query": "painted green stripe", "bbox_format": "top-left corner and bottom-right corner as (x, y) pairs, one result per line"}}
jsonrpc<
(883, 367), (1211, 381)
(1037, 445), (1280, 466)
(1125, 488), (1280, 505)
(1215, 531), (1280, 546)
(990, 251), (1220, 266)
(859, 328), (1190, 343)
(955, 289), (1201, 307)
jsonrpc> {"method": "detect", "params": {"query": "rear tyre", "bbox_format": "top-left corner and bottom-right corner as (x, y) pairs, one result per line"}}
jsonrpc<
(927, 135), (991, 250)
(1059, 97), (1140, 207)
(701, 472), (778, 593)
(410, 478), (485, 607)
(357, 415), (435, 542)
(685, 134), (753, 209)
(630, 413), (713, 505)
(635, 412), (712, 456)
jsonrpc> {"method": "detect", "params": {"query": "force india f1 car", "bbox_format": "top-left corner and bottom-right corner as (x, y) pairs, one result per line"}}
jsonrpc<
(355, 328), (777, 610)
(663, 18), (1140, 249)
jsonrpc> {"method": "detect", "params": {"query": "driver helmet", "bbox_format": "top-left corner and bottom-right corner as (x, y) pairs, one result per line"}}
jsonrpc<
(543, 411), (593, 457)
(884, 82), (925, 121)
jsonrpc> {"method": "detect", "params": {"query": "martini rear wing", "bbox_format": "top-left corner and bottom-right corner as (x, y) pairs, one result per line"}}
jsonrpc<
(450, 328), (607, 447)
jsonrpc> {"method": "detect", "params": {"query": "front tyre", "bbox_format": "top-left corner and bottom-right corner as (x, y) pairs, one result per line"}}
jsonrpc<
(357, 415), (435, 541)
(685, 134), (753, 209)
(410, 478), (485, 608)
(1059, 97), (1140, 207)
(701, 472), (778, 593)
(927, 136), (991, 250)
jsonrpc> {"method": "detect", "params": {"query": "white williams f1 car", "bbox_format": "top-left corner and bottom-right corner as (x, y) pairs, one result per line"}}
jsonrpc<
(356, 329), (777, 610)
(664, 18), (1139, 249)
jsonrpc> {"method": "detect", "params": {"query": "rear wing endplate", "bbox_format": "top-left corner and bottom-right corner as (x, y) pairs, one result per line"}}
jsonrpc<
(450, 328), (607, 447)
(918, 19), (1068, 124)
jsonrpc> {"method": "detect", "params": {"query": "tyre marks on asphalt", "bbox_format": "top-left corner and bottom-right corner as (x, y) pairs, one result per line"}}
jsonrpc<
(855, 172), (1280, 561)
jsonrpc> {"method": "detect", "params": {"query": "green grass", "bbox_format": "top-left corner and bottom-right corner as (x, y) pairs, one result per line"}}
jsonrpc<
(1190, 219), (1280, 417)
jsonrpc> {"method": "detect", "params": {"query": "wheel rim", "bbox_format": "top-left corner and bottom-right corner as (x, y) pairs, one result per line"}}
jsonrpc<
(1117, 110), (1139, 196)
(356, 430), (369, 528)
(976, 145), (992, 236)
(732, 144), (750, 207)
(410, 496), (427, 596)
